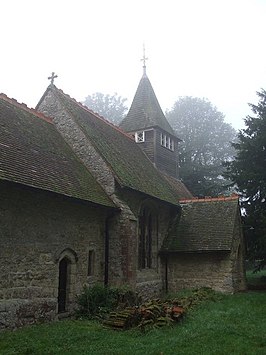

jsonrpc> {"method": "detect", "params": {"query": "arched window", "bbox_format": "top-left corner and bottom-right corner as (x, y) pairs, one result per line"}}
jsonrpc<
(138, 203), (158, 269)
(88, 250), (95, 276)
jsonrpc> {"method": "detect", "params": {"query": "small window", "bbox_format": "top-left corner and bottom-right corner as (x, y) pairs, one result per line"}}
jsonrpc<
(170, 140), (174, 151)
(160, 133), (163, 146)
(135, 131), (145, 143)
(88, 250), (95, 276)
(160, 133), (174, 151)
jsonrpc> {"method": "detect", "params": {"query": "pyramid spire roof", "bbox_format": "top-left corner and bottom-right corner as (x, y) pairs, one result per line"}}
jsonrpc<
(120, 70), (175, 136)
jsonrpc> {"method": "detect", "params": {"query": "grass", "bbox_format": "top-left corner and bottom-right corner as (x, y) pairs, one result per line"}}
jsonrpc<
(246, 268), (266, 290)
(0, 291), (266, 355)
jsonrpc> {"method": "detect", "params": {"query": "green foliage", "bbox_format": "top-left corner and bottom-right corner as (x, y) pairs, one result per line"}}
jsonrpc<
(166, 96), (236, 197)
(76, 284), (139, 319)
(225, 89), (266, 270)
(83, 92), (128, 125)
(1, 292), (266, 354)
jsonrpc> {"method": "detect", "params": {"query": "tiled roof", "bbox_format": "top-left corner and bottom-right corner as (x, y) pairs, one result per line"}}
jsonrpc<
(0, 94), (115, 208)
(43, 86), (181, 206)
(161, 196), (240, 252)
(119, 73), (175, 136)
(162, 174), (193, 200)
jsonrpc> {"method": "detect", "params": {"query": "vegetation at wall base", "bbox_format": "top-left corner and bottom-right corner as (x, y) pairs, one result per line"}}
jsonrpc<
(75, 284), (140, 319)
(77, 286), (220, 331)
(1, 291), (265, 355)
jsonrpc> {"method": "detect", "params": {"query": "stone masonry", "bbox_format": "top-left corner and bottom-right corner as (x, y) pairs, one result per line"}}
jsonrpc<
(0, 181), (109, 329)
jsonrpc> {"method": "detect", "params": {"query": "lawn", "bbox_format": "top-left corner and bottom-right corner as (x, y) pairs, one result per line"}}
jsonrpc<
(0, 291), (265, 355)
(246, 268), (266, 290)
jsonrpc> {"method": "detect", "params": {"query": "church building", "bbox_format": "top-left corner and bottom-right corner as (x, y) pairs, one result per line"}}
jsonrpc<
(0, 63), (246, 329)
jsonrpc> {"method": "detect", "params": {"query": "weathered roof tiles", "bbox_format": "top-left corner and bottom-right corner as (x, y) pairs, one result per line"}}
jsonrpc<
(161, 195), (240, 253)
(0, 94), (115, 208)
(119, 73), (176, 136)
(39, 85), (182, 206)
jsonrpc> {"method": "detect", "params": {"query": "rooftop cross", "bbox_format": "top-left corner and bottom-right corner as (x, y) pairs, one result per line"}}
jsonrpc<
(141, 44), (148, 75)
(48, 72), (58, 85)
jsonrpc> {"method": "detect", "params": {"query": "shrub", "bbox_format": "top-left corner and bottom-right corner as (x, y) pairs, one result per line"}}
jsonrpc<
(76, 284), (139, 319)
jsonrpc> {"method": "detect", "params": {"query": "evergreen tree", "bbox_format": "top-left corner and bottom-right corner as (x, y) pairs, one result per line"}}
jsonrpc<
(225, 89), (266, 269)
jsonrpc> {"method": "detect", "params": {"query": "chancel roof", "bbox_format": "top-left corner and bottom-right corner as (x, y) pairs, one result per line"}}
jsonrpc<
(40, 86), (182, 206)
(119, 73), (176, 136)
(0, 94), (115, 208)
(162, 174), (193, 200)
(161, 196), (240, 253)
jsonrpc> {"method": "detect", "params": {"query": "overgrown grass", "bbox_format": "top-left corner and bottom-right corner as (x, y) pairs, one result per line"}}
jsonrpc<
(0, 292), (265, 354)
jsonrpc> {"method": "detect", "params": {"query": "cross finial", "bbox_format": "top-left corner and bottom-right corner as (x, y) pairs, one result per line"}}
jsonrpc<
(48, 72), (58, 85)
(141, 44), (148, 75)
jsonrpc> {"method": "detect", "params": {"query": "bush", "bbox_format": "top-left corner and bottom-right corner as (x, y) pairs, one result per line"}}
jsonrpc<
(76, 284), (139, 319)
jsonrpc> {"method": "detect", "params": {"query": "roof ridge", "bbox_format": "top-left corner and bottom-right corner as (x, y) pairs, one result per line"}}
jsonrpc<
(54, 87), (134, 141)
(180, 194), (239, 204)
(0, 93), (53, 124)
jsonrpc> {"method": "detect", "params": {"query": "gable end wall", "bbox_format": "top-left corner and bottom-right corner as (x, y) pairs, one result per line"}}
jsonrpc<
(37, 91), (116, 195)
(38, 92), (139, 288)
(231, 213), (247, 291)
(166, 209), (246, 293)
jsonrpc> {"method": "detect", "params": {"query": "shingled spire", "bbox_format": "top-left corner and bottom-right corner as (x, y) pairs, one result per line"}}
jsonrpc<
(120, 66), (175, 135)
(119, 54), (181, 179)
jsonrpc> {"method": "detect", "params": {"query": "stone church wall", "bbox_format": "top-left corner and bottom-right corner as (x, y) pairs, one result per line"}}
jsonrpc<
(165, 210), (246, 294)
(106, 194), (138, 288)
(231, 214), (247, 291)
(117, 189), (178, 299)
(0, 181), (108, 329)
(136, 206), (175, 299)
(166, 252), (235, 293)
(37, 91), (139, 288)
(166, 244), (246, 294)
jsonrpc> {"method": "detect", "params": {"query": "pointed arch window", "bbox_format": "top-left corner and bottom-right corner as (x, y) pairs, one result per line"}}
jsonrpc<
(138, 203), (158, 269)
(88, 250), (95, 276)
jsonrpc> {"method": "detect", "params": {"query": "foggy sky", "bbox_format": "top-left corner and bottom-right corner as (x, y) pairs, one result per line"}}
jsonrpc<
(1, 0), (266, 130)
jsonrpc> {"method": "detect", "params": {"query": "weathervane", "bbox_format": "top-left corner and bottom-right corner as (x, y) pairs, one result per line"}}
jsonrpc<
(141, 44), (148, 75)
(48, 72), (58, 85)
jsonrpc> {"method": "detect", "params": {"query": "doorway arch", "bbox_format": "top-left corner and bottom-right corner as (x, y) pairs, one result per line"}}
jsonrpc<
(57, 248), (78, 314)
(58, 257), (69, 313)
